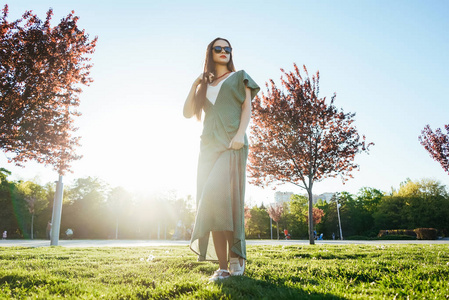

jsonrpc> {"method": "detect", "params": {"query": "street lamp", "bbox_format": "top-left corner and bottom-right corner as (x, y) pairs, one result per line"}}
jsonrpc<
(336, 198), (343, 240)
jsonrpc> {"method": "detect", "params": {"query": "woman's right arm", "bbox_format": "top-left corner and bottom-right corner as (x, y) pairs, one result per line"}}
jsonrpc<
(183, 75), (203, 119)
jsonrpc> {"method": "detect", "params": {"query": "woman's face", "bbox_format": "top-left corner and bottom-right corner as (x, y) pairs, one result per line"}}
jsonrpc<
(212, 40), (231, 65)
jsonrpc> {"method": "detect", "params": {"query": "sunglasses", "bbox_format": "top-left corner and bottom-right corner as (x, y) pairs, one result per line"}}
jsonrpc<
(213, 46), (232, 54)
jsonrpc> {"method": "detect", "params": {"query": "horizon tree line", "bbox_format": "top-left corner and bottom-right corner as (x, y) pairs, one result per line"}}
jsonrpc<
(1, 167), (447, 240)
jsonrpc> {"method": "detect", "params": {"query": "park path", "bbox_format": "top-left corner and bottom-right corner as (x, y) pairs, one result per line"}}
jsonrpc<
(1, 238), (449, 248)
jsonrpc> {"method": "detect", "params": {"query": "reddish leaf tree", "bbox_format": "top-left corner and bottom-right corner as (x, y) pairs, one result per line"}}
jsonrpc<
(244, 205), (251, 229)
(267, 204), (283, 239)
(249, 64), (373, 245)
(419, 124), (449, 175)
(305, 207), (325, 225)
(0, 5), (97, 174)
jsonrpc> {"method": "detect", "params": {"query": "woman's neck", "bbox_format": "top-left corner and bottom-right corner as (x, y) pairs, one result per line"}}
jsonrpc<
(215, 65), (230, 78)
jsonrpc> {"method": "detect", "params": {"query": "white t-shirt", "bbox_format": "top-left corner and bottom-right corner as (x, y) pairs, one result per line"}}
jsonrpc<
(206, 72), (235, 105)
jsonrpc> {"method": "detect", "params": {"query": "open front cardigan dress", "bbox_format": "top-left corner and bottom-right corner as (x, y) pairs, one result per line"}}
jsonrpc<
(190, 70), (260, 261)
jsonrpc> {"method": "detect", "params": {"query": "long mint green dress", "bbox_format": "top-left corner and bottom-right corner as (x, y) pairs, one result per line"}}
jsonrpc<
(190, 70), (260, 261)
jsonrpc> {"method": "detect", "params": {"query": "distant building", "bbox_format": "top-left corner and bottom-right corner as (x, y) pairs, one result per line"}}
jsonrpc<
(273, 191), (335, 205)
(313, 192), (335, 204)
(274, 191), (293, 205)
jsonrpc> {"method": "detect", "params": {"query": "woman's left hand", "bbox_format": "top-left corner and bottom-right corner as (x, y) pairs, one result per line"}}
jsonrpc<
(229, 134), (244, 150)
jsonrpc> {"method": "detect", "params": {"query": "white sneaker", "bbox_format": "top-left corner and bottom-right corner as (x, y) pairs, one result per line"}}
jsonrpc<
(209, 269), (230, 282)
(229, 257), (245, 276)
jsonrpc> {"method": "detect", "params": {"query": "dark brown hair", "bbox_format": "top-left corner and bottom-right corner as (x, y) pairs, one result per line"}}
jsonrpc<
(194, 37), (236, 120)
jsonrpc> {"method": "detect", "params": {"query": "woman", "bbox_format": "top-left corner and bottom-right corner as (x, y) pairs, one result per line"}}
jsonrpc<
(183, 37), (260, 282)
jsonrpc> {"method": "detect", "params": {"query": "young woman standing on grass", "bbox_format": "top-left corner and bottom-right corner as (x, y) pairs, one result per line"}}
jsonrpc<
(183, 37), (260, 282)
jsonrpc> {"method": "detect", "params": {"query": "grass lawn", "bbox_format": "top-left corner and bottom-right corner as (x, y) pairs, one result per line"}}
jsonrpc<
(0, 244), (448, 299)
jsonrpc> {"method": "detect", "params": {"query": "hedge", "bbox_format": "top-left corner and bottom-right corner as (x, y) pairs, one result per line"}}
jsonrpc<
(414, 228), (438, 240)
(376, 235), (416, 240)
(377, 229), (416, 238)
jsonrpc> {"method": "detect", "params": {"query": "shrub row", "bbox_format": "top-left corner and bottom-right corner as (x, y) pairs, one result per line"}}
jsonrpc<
(377, 229), (416, 238)
(377, 228), (438, 240)
(376, 235), (416, 240)
(345, 235), (371, 240)
(414, 228), (438, 240)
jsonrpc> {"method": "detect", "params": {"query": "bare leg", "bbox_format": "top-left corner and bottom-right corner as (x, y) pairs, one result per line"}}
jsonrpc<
(212, 231), (229, 270)
(225, 231), (243, 266)
(224, 231), (237, 257)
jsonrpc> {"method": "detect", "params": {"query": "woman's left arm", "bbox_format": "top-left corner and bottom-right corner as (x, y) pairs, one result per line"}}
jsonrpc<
(229, 86), (252, 150)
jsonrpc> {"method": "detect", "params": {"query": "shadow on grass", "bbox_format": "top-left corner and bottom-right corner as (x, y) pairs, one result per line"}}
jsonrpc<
(215, 275), (346, 300)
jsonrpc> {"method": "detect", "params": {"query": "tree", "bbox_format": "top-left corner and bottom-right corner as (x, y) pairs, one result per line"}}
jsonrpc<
(267, 204), (283, 239)
(354, 187), (383, 236)
(0, 5), (97, 174)
(63, 177), (108, 238)
(0, 168), (18, 236)
(306, 207), (324, 226)
(244, 205), (251, 229)
(246, 204), (270, 239)
(330, 190), (378, 238)
(287, 194), (309, 238)
(16, 180), (48, 239)
(248, 64), (373, 244)
(0, 169), (31, 238)
(107, 187), (130, 239)
(356, 187), (383, 213)
(315, 199), (334, 238)
(373, 196), (408, 231)
(171, 195), (195, 240)
(393, 178), (448, 199)
(419, 124), (449, 175)
(289, 194), (308, 221)
(391, 178), (449, 233)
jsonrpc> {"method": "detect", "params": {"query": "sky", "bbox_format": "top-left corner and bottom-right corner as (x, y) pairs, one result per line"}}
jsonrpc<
(2, 0), (448, 206)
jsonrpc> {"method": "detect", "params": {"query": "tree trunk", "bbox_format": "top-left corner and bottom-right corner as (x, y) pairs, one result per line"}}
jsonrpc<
(31, 214), (34, 240)
(115, 217), (119, 239)
(50, 175), (64, 246)
(308, 189), (315, 245)
(276, 221), (279, 240)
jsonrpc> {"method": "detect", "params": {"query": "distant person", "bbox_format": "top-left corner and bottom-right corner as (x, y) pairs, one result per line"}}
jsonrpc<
(173, 220), (185, 240)
(184, 37), (260, 282)
(185, 227), (192, 240)
(332, 232), (335, 240)
(2, 231), (6, 240)
(65, 228), (73, 240)
(46, 221), (52, 240)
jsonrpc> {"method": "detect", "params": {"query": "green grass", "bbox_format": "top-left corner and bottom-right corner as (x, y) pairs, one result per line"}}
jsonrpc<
(0, 244), (448, 299)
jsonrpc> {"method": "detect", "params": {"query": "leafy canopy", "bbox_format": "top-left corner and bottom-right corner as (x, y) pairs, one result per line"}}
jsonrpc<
(419, 124), (449, 175)
(248, 64), (373, 191)
(0, 5), (97, 174)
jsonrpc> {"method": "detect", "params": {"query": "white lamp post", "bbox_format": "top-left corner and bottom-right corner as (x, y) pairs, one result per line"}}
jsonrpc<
(336, 199), (343, 240)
